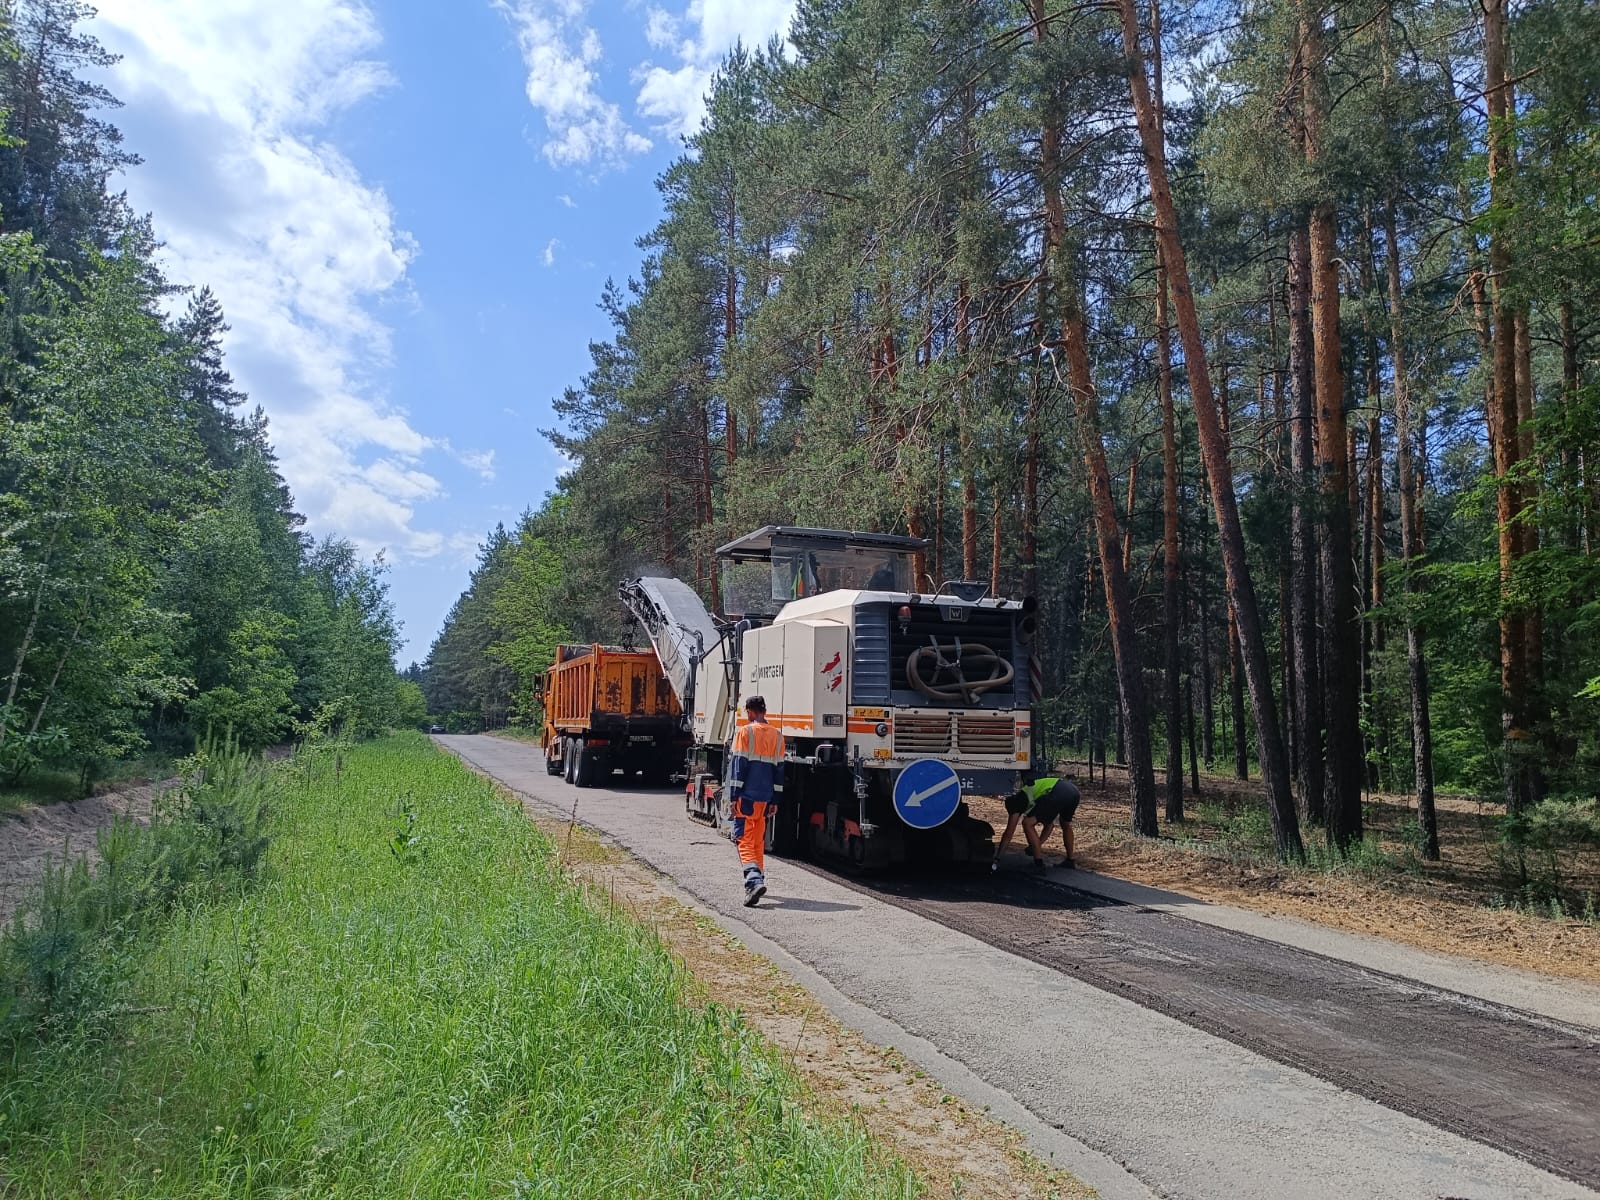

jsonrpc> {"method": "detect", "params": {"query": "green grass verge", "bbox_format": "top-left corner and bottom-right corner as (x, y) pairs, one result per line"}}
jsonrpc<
(0, 733), (919, 1199)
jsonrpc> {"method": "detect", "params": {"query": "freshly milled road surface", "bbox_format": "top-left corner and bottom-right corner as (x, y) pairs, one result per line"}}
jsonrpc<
(437, 734), (1600, 1200)
(815, 866), (1600, 1188)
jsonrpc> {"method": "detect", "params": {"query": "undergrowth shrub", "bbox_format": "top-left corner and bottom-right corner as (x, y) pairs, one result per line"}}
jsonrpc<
(0, 734), (275, 1043)
(1495, 794), (1600, 909)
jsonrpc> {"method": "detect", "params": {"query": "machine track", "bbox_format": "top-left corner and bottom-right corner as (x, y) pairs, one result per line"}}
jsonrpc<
(796, 861), (1600, 1188)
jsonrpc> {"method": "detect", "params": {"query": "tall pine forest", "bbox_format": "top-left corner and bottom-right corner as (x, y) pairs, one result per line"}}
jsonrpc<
(0, 1), (417, 796)
(426, 0), (1600, 876)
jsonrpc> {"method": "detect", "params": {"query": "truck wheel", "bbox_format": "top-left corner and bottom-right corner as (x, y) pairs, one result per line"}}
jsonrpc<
(573, 743), (595, 788)
(545, 745), (562, 776)
(563, 739), (577, 784)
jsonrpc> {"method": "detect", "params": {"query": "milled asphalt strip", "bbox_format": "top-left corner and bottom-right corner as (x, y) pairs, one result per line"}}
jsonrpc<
(804, 863), (1600, 1187)
(1056, 868), (1600, 1030)
(438, 736), (1598, 1200)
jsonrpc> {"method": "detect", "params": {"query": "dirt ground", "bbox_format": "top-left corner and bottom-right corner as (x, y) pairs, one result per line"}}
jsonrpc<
(0, 780), (170, 928)
(526, 802), (1095, 1200)
(977, 763), (1600, 986)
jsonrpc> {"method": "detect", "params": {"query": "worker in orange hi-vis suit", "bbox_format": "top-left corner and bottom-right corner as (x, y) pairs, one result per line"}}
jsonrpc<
(727, 694), (784, 907)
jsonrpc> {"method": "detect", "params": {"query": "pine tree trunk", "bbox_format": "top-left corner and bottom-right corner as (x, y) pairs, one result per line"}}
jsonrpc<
(958, 284), (979, 582)
(1360, 213), (1385, 793)
(1153, 0), (1184, 823)
(1159, 249), (1184, 821)
(1115, 0), (1301, 858)
(1484, 0), (1532, 813)
(1289, 227), (1325, 825)
(1217, 345), (1248, 782)
(1559, 298), (1582, 551)
(1229, 609), (1248, 779)
(1515, 312), (1546, 798)
(1383, 200), (1439, 859)
(1272, 326), (1297, 784)
(725, 226), (739, 470)
(1198, 543), (1216, 764)
(1186, 667), (1202, 795)
(1366, 406), (1386, 787)
(1303, 4), (1363, 848)
(990, 490), (1003, 597)
(1023, 365), (1042, 597)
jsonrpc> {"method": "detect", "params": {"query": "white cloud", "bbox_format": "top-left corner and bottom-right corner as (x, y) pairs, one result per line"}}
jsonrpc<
(433, 439), (498, 483)
(557, 192), (577, 207)
(458, 449), (497, 482)
(542, 237), (560, 267)
(494, 0), (651, 167)
(91, 0), (449, 562)
(633, 0), (796, 139)
(644, 6), (683, 50)
(635, 62), (713, 141)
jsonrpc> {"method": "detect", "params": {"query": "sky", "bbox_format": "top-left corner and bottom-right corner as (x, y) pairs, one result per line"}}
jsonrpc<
(88, 0), (799, 664)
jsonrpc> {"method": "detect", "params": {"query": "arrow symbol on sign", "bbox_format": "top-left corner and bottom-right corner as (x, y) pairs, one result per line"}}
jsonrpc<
(906, 776), (958, 808)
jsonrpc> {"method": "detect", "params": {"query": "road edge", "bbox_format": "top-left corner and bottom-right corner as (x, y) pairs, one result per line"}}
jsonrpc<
(438, 738), (1156, 1200)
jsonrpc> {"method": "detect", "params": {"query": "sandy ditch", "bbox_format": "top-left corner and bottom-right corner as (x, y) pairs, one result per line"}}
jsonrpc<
(0, 780), (175, 929)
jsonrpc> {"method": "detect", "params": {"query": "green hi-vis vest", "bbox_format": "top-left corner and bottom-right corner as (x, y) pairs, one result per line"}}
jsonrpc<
(1026, 777), (1061, 807)
(1007, 776), (1060, 816)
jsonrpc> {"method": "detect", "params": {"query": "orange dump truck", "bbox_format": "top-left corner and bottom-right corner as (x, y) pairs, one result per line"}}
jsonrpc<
(541, 643), (688, 787)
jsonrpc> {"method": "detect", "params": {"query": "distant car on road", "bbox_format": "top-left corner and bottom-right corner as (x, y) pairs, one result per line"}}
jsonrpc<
(428, 724), (444, 734)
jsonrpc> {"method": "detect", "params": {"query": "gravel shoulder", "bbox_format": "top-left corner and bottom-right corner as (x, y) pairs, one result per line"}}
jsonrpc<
(443, 733), (1598, 1200)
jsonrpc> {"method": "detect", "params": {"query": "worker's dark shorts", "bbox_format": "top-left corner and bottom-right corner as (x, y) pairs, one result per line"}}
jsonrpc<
(1033, 780), (1081, 826)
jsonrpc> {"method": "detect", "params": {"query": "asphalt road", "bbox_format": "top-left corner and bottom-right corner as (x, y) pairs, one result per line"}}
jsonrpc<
(437, 734), (1600, 1200)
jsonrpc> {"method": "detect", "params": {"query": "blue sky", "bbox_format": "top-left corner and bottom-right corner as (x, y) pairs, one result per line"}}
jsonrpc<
(88, 0), (796, 664)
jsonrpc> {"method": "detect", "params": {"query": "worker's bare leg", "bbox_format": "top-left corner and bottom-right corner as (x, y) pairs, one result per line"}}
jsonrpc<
(1022, 817), (1045, 865)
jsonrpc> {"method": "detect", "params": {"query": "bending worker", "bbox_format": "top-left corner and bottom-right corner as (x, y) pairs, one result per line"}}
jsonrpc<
(994, 775), (1081, 871)
(727, 694), (784, 906)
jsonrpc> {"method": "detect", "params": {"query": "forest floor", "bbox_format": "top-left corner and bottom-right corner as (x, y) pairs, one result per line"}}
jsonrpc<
(997, 761), (1600, 985)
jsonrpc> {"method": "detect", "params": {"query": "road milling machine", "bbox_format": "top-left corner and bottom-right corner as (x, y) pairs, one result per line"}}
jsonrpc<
(620, 526), (1038, 867)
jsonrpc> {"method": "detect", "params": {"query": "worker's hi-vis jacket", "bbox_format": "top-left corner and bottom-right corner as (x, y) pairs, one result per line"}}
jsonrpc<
(728, 720), (785, 809)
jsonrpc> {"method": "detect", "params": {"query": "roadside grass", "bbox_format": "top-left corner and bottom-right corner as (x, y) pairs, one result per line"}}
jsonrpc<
(0, 732), (919, 1200)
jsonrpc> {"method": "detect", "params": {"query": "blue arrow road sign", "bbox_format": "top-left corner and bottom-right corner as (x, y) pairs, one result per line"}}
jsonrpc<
(892, 758), (962, 829)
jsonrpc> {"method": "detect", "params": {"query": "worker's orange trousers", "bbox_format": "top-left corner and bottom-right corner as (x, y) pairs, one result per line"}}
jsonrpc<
(731, 799), (768, 882)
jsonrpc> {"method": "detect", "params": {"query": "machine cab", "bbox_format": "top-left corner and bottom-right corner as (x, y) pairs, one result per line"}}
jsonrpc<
(715, 526), (924, 621)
